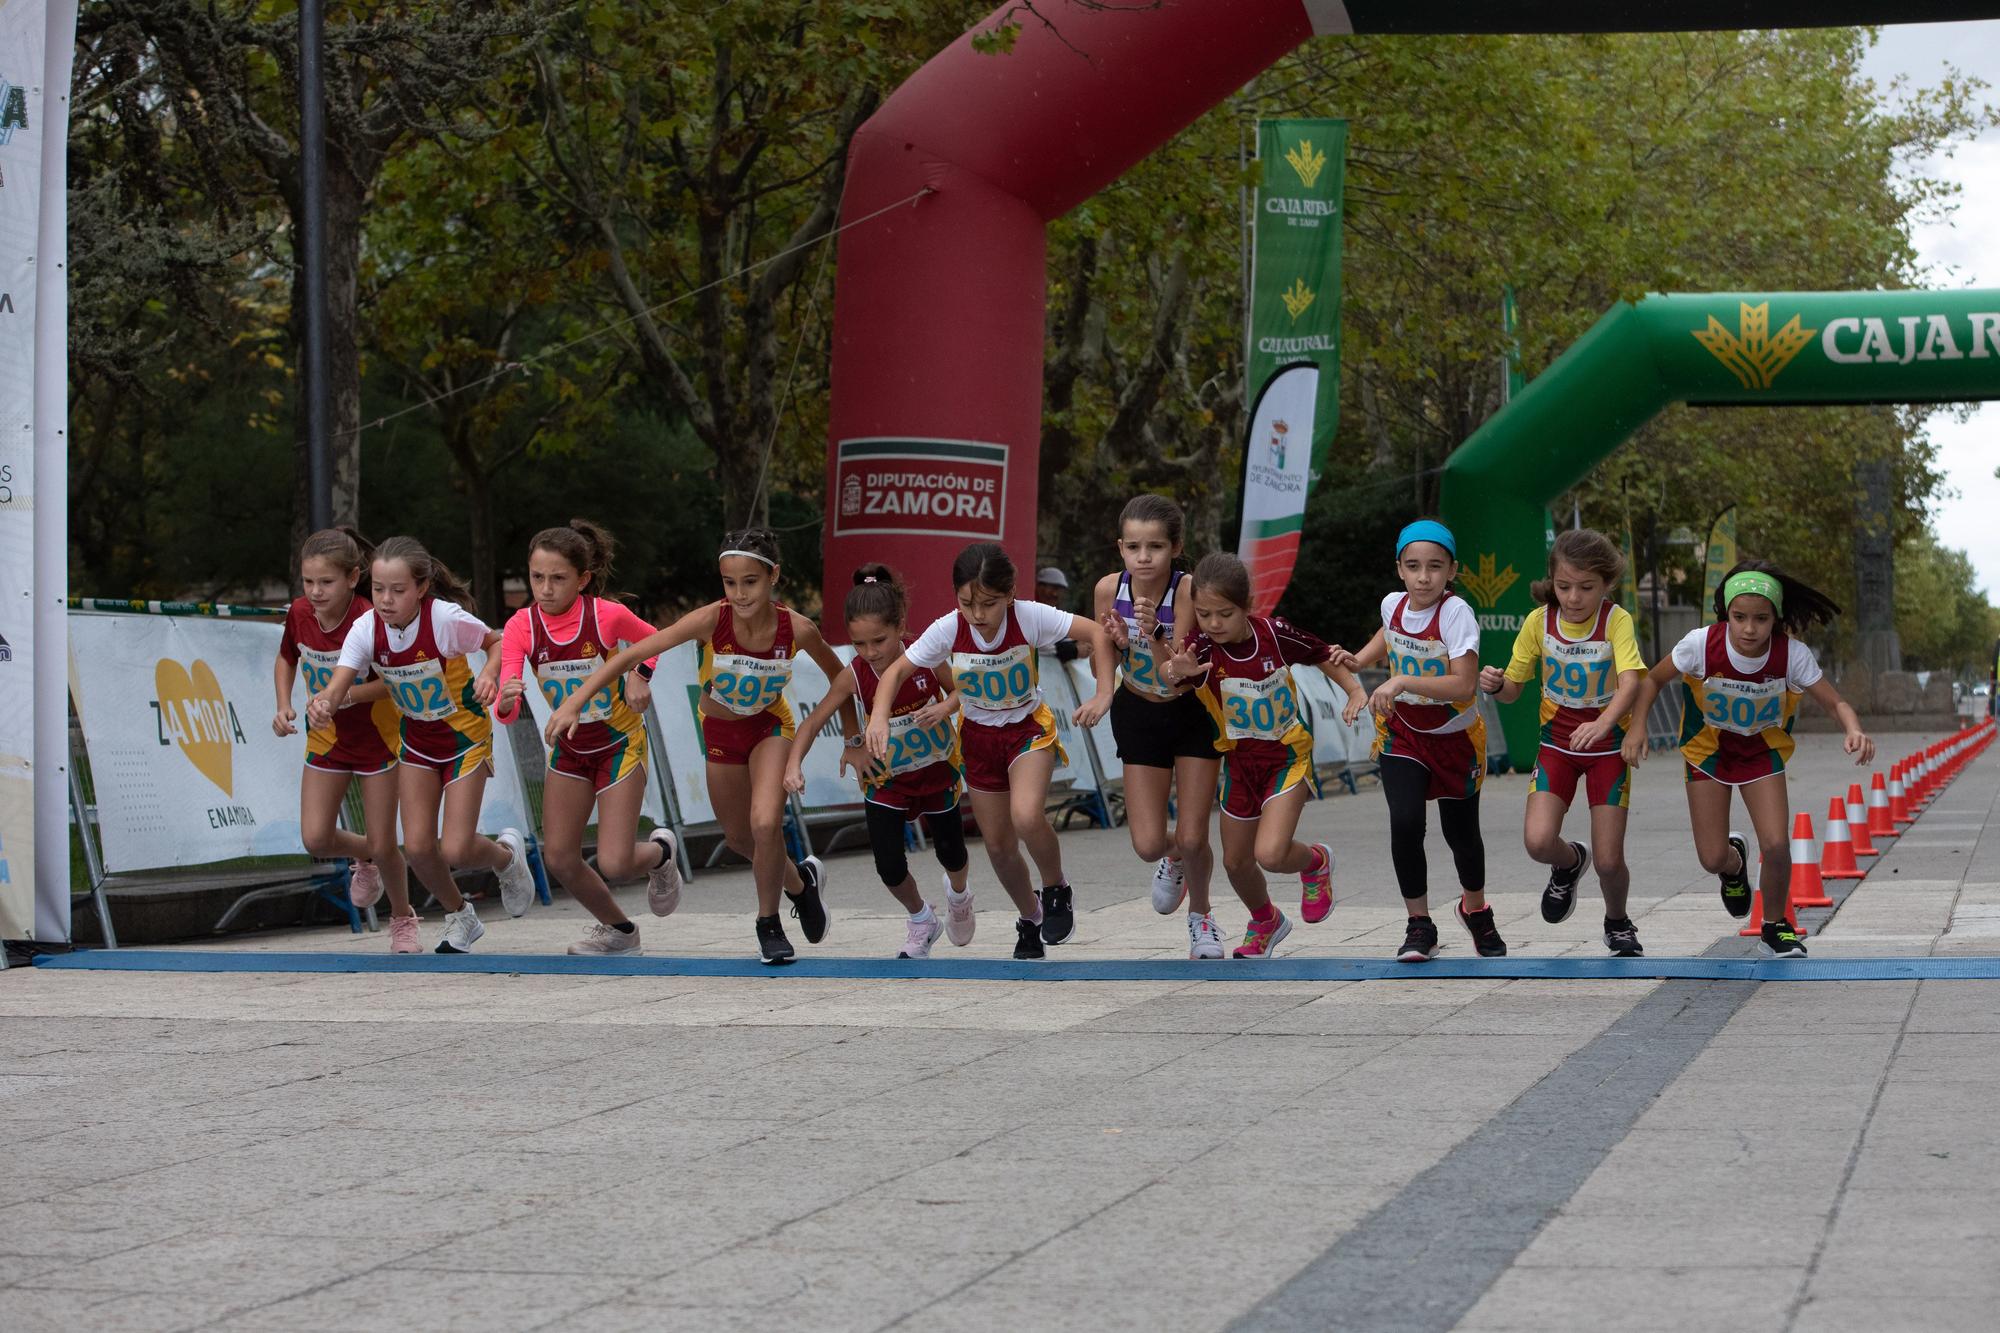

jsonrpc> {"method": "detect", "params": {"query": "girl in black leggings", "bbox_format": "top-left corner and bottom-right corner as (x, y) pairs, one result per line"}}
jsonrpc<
(785, 564), (972, 959)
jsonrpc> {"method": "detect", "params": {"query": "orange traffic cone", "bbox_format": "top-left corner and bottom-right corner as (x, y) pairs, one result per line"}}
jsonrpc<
(1866, 772), (1896, 839)
(1788, 811), (1832, 908)
(1890, 762), (1914, 826)
(1821, 795), (1865, 880)
(1846, 784), (1879, 857)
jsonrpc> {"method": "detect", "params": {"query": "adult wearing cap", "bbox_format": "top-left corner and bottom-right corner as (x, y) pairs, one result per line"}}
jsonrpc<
(1036, 565), (1089, 662)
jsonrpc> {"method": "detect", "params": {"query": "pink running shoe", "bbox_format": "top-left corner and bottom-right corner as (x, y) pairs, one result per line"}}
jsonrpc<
(1232, 908), (1293, 959)
(943, 878), (976, 947)
(388, 914), (422, 954)
(1299, 843), (1334, 924)
(348, 860), (383, 909)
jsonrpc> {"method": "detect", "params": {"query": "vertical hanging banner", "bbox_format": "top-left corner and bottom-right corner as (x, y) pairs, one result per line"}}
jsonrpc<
(0, 0), (76, 941)
(1620, 519), (1641, 625)
(1701, 504), (1738, 616)
(1239, 118), (1346, 616)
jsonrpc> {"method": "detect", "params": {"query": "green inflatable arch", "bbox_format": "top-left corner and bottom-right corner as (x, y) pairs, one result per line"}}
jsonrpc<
(1437, 289), (2000, 766)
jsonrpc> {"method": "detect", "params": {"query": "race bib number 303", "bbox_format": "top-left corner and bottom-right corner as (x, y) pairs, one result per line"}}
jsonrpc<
(952, 646), (1037, 711)
(708, 653), (791, 716)
(538, 658), (614, 722)
(379, 657), (455, 722)
(1219, 671), (1299, 742)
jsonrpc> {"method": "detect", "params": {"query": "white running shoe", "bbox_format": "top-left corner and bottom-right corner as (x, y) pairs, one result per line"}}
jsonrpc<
(568, 921), (642, 956)
(348, 859), (383, 909)
(1151, 856), (1187, 914)
(1188, 911), (1225, 960)
(898, 911), (944, 960)
(645, 828), (683, 917)
(437, 905), (485, 954)
(943, 878), (976, 947)
(495, 829), (535, 917)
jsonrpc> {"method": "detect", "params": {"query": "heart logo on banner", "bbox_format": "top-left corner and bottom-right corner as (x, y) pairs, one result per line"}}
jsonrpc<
(155, 658), (234, 795)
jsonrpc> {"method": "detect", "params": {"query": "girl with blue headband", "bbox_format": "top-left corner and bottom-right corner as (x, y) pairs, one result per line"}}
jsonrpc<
(1622, 559), (1873, 959)
(1333, 519), (1503, 963)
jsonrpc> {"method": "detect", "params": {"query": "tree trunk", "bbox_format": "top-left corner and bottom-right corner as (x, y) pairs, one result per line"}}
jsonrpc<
(465, 461), (502, 626)
(287, 147), (367, 576)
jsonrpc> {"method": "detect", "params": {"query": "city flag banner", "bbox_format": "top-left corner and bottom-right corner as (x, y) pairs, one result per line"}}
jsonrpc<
(0, 0), (77, 939)
(1702, 504), (1738, 616)
(1620, 519), (1640, 625)
(1240, 118), (1346, 615)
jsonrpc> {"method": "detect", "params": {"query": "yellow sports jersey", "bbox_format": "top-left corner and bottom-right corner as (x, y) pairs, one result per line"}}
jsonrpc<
(1503, 603), (1644, 753)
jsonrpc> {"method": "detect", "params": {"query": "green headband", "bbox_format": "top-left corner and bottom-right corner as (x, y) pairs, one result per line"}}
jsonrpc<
(1722, 571), (1783, 615)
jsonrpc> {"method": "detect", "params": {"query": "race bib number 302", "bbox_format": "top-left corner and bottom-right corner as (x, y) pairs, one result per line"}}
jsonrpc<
(379, 657), (455, 722)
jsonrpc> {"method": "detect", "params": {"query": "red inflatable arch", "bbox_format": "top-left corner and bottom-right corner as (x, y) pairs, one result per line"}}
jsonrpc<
(821, 1), (2000, 623)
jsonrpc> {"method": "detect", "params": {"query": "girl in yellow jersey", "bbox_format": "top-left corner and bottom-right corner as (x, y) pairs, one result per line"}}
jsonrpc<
(495, 520), (683, 958)
(1479, 530), (1647, 957)
(547, 527), (849, 965)
(1624, 560), (1873, 960)
(308, 537), (534, 954)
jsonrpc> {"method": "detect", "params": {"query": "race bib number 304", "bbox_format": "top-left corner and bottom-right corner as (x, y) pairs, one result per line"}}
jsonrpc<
(1698, 676), (1787, 736)
(379, 657), (455, 722)
(1219, 671), (1299, 742)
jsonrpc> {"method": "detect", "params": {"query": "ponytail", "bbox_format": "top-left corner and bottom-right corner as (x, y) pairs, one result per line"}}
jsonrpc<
(846, 563), (908, 627)
(530, 518), (617, 597)
(1713, 558), (1841, 634)
(374, 535), (471, 607)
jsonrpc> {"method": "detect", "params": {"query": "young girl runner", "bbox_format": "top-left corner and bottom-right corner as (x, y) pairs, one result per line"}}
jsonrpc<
(494, 520), (683, 957)
(1622, 560), (1874, 959)
(1477, 529), (1647, 957)
(1333, 520), (1499, 963)
(865, 543), (1116, 960)
(1161, 554), (1359, 959)
(547, 527), (847, 965)
(272, 528), (418, 952)
(308, 536), (536, 953)
(1091, 495), (1231, 960)
(784, 564), (971, 960)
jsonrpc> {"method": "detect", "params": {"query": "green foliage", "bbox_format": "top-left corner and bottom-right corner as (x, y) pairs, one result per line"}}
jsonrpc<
(1895, 525), (1996, 674)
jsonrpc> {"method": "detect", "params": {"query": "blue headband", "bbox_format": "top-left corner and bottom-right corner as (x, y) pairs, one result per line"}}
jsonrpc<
(1396, 520), (1457, 559)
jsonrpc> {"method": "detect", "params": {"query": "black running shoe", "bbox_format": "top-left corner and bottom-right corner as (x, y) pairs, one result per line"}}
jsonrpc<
(1455, 898), (1508, 957)
(1396, 916), (1440, 963)
(1719, 832), (1753, 919)
(755, 913), (795, 965)
(1603, 916), (1644, 958)
(1039, 883), (1075, 945)
(1759, 920), (1808, 959)
(1542, 840), (1589, 924)
(1014, 917), (1046, 960)
(786, 856), (830, 944)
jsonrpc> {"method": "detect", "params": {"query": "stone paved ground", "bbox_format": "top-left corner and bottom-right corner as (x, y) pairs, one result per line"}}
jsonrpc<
(4, 731), (1998, 1331)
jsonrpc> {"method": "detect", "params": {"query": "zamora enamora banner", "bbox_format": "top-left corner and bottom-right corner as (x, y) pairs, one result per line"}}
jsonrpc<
(1239, 118), (1346, 616)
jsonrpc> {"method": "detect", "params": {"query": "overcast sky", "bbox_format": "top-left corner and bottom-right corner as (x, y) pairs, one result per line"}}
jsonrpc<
(1858, 21), (2000, 595)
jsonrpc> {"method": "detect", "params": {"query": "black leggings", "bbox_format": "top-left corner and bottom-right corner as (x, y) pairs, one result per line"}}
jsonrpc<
(1379, 755), (1485, 904)
(865, 802), (969, 889)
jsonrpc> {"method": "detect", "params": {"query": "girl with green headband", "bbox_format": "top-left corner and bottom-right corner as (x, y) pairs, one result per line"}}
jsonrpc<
(1622, 559), (1873, 959)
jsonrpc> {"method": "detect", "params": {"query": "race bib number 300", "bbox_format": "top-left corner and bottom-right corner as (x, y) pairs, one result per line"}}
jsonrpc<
(952, 646), (1037, 712)
(1219, 671), (1299, 741)
(538, 657), (614, 722)
(379, 657), (455, 721)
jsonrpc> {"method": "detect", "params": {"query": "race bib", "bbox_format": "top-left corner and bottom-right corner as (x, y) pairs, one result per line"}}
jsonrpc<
(1385, 628), (1451, 706)
(538, 657), (614, 723)
(881, 710), (954, 778)
(1698, 675), (1788, 736)
(1219, 670), (1300, 742)
(707, 652), (792, 717)
(951, 645), (1038, 712)
(379, 657), (455, 722)
(1541, 634), (1617, 708)
(1121, 633), (1177, 701)
(296, 644), (341, 700)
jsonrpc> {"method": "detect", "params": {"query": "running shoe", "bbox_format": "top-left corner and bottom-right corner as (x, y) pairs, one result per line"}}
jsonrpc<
(568, 922), (641, 956)
(436, 905), (485, 954)
(1188, 911), (1225, 960)
(756, 913), (796, 965)
(348, 859), (383, 910)
(1719, 831), (1754, 919)
(495, 828), (535, 918)
(645, 829), (682, 917)
(1541, 840), (1588, 924)
(1232, 908), (1292, 959)
(1603, 916), (1643, 958)
(1151, 857), (1187, 913)
(1397, 916), (1440, 963)
(943, 879), (976, 947)
(388, 913), (422, 955)
(1455, 897), (1508, 957)
(787, 856), (830, 944)
(899, 912), (944, 960)
(1759, 920), (1808, 959)
(1039, 883), (1076, 945)
(1013, 917), (1046, 960)
(1299, 843), (1335, 924)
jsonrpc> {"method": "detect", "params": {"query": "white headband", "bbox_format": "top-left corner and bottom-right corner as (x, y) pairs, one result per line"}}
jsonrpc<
(718, 548), (777, 567)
